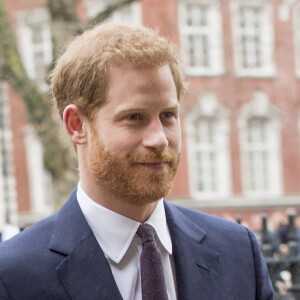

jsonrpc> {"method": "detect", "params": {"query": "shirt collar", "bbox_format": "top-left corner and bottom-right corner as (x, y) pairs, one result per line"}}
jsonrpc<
(76, 183), (172, 264)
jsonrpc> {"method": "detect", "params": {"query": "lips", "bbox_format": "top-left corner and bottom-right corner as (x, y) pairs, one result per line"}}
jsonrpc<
(137, 162), (168, 169)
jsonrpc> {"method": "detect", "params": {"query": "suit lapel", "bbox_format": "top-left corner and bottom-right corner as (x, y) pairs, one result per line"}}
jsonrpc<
(49, 189), (221, 300)
(49, 189), (122, 300)
(164, 202), (221, 300)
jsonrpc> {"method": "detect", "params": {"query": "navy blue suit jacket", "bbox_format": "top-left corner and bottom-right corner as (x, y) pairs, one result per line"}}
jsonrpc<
(0, 189), (273, 299)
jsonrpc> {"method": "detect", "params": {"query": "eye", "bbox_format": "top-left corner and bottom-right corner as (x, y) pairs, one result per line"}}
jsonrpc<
(127, 113), (142, 121)
(160, 111), (175, 119)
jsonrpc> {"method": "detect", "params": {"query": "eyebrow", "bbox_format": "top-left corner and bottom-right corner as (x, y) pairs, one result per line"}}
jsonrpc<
(116, 104), (179, 114)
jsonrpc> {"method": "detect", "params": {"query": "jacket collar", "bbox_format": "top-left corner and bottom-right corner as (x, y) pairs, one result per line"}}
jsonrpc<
(49, 189), (122, 300)
(164, 201), (221, 300)
(49, 190), (220, 300)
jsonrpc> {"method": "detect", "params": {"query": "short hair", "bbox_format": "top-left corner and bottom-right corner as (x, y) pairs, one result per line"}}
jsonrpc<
(50, 23), (185, 120)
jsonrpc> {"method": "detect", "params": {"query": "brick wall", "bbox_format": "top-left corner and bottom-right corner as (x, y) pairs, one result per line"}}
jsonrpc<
(3, 0), (300, 221)
(6, 85), (31, 213)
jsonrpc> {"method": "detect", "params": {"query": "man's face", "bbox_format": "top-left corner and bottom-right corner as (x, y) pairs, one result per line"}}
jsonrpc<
(87, 63), (181, 205)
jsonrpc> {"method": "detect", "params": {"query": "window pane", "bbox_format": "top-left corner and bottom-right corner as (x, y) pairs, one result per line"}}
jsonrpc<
(193, 118), (218, 193)
(245, 117), (270, 192)
(238, 5), (264, 69)
(184, 4), (211, 69)
(31, 24), (43, 44)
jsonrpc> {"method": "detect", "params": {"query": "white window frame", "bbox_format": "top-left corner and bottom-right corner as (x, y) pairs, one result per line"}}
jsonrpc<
(293, 4), (300, 77)
(185, 93), (231, 199)
(85, 0), (142, 25)
(178, 0), (224, 76)
(16, 8), (53, 91)
(297, 110), (300, 152)
(0, 83), (18, 229)
(23, 125), (53, 218)
(238, 91), (282, 197)
(231, 0), (275, 77)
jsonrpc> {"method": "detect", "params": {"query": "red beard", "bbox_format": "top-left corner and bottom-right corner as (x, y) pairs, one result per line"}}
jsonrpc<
(88, 132), (180, 205)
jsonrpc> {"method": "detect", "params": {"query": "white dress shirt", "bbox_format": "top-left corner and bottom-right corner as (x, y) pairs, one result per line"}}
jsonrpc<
(77, 184), (177, 300)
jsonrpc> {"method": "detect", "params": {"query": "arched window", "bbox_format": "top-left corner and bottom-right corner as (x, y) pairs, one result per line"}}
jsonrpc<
(185, 93), (231, 198)
(238, 91), (282, 196)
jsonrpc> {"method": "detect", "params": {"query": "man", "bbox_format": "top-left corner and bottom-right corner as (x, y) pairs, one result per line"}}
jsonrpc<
(0, 24), (273, 299)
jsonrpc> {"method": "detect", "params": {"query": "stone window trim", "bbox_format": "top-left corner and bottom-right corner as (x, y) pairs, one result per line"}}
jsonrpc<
(178, 0), (224, 76)
(15, 8), (53, 91)
(293, 3), (300, 77)
(185, 93), (231, 199)
(238, 91), (282, 197)
(231, 0), (275, 77)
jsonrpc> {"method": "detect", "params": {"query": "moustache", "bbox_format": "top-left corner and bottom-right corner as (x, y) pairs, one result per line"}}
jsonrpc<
(127, 150), (180, 165)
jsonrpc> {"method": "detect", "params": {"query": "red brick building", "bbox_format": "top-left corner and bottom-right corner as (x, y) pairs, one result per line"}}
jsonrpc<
(1, 0), (53, 230)
(2, 0), (300, 229)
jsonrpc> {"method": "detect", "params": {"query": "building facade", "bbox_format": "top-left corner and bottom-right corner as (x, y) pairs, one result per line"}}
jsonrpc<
(2, 0), (300, 227)
(1, 0), (53, 231)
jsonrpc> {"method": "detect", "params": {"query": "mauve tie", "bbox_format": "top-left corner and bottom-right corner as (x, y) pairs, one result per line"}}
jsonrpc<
(137, 224), (169, 300)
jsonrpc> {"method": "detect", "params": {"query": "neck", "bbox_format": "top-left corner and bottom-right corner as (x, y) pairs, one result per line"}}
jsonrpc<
(80, 178), (159, 223)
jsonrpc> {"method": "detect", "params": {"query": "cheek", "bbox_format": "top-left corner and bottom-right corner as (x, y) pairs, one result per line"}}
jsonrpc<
(174, 133), (182, 151)
(167, 125), (181, 151)
(102, 131), (140, 153)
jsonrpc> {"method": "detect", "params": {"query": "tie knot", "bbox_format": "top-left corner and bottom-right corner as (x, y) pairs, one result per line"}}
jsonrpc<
(137, 224), (155, 244)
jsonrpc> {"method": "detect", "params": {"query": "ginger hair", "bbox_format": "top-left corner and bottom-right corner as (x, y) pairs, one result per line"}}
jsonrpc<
(50, 24), (185, 120)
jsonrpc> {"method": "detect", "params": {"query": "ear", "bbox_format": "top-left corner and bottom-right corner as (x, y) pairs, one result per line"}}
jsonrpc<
(63, 104), (87, 145)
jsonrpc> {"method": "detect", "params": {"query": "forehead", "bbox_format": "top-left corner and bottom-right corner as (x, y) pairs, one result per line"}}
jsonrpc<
(91, 63), (179, 118)
(107, 63), (178, 102)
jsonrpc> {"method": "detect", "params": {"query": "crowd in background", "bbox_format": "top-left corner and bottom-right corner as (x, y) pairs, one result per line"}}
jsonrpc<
(243, 208), (300, 300)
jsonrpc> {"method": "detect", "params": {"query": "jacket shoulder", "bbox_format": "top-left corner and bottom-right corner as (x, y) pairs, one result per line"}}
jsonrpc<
(166, 202), (245, 234)
(0, 213), (56, 270)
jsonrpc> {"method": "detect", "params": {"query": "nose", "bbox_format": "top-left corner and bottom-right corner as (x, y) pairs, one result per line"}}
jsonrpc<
(142, 119), (168, 151)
